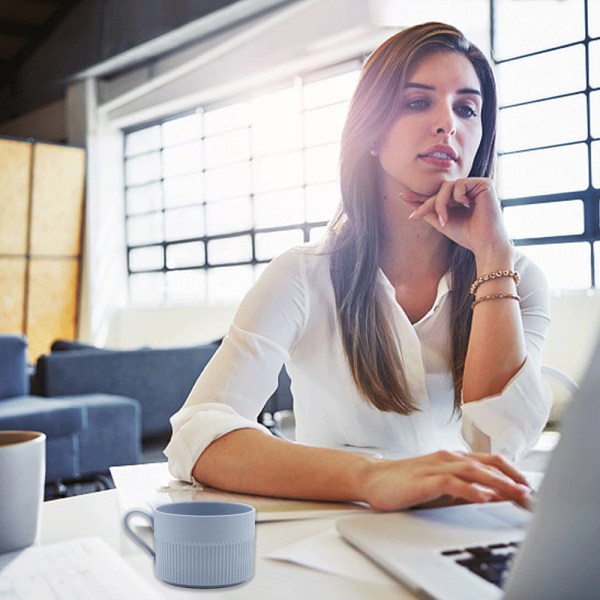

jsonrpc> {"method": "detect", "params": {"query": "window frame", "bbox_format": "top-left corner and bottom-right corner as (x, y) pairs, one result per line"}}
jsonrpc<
(492, 0), (600, 288)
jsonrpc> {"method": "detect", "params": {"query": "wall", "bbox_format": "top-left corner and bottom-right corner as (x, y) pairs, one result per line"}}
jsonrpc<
(105, 304), (238, 349)
(544, 291), (600, 382)
(0, 100), (66, 143)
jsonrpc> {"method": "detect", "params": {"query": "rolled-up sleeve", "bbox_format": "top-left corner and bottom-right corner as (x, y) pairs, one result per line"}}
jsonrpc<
(164, 249), (308, 482)
(461, 254), (552, 461)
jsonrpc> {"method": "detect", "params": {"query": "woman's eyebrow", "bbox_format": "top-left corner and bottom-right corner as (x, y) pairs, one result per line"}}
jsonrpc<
(404, 82), (482, 97)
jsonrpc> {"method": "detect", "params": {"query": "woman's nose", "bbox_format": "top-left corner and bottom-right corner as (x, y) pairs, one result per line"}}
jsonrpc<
(433, 105), (456, 136)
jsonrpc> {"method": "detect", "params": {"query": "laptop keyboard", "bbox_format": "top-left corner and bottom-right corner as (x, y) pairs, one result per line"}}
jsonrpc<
(440, 541), (520, 588)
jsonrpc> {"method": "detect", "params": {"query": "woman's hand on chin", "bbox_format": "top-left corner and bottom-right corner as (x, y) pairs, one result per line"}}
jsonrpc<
(399, 178), (512, 260)
(361, 450), (532, 511)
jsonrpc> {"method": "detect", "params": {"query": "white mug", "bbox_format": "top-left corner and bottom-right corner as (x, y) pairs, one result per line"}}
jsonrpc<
(0, 431), (46, 554)
(123, 501), (256, 588)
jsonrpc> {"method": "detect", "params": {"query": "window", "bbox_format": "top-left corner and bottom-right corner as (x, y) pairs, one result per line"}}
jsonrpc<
(493, 0), (599, 289)
(123, 65), (360, 304)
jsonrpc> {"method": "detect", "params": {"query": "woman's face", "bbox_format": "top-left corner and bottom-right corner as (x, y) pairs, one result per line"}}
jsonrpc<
(377, 51), (484, 198)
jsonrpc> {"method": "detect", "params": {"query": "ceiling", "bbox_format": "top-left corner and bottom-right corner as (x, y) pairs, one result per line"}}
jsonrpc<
(0, 0), (81, 89)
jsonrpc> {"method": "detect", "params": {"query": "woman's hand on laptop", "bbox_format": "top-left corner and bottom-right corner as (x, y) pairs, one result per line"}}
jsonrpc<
(361, 450), (531, 510)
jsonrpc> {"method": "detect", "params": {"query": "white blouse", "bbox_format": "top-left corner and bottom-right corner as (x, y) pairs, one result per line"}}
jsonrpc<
(165, 245), (552, 482)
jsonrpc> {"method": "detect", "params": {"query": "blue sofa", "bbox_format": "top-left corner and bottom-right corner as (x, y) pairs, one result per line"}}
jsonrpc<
(0, 335), (141, 488)
(33, 339), (293, 442)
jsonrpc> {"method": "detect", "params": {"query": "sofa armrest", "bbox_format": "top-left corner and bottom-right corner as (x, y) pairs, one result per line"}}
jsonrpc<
(0, 335), (28, 399)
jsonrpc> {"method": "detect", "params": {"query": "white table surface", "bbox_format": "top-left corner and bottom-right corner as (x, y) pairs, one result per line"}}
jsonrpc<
(31, 433), (557, 600)
(40, 489), (412, 599)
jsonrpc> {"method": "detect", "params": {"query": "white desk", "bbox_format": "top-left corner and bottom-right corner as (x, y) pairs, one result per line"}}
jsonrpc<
(24, 433), (557, 599)
(40, 489), (411, 599)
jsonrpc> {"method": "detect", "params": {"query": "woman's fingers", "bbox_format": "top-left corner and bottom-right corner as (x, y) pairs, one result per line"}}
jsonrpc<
(425, 474), (496, 504)
(364, 451), (531, 511)
(404, 183), (471, 227)
(430, 453), (531, 507)
(446, 461), (529, 500)
(463, 452), (531, 487)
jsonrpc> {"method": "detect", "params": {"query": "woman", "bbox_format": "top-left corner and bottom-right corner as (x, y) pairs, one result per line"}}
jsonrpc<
(165, 22), (551, 510)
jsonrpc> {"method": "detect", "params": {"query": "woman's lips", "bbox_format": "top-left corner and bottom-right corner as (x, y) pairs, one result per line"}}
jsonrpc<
(418, 154), (456, 169)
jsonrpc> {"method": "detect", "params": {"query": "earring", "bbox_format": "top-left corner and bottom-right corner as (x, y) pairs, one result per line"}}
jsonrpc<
(370, 148), (378, 156)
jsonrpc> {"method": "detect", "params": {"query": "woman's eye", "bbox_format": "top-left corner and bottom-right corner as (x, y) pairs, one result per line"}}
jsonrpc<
(406, 99), (429, 110)
(455, 105), (478, 118)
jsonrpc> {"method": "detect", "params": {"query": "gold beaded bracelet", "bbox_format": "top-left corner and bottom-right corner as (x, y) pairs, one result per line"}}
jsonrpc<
(470, 269), (520, 296)
(471, 293), (521, 310)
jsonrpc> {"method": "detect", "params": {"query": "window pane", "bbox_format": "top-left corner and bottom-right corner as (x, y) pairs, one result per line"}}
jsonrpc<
(504, 200), (584, 239)
(166, 241), (205, 269)
(162, 113), (202, 146)
(591, 91), (600, 139)
(303, 69), (359, 110)
(254, 188), (304, 228)
(592, 141), (600, 189)
(127, 212), (163, 245)
(162, 141), (202, 177)
(496, 45), (586, 106)
(129, 246), (164, 272)
(204, 128), (251, 169)
(126, 182), (162, 215)
(206, 197), (252, 235)
(304, 103), (348, 146)
(251, 87), (302, 155)
(252, 114), (302, 155)
(518, 242), (591, 289)
(205, 162), (251, 201)
(125, 126), (161, 157)
(207, 265), (254, 302)
(305, 182), (339, 222)
(591, 40), (600, 89)
(204, 102), (250, 136)
(125, 152), (161, 186)
(498, 143), (588, 198)
(163, 173), (203, 208)
(590, 1), (600, 39)
(253, 151), (303, 193)
(166, 269), (206, 303)
(305, 143), (339, 184)
(497, 94), (587, 153)
(309, 226), (327, 243)
(255, 229), (304, 261)
(493, 0), (585, 60)
(129, 272), (165, 304)
(208, 235), (253, 264)
(165, 206), (204, 241)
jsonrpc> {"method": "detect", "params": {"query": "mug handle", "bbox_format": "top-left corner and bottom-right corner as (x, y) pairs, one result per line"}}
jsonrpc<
(123, 509), (155, 558)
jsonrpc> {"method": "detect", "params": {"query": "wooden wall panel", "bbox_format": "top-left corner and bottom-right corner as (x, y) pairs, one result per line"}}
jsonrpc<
(0, 257), (26, 332)
(0, 139), (32, 255)
(26, 258), (80, 360)
(0, 138), (85, 361)
(29, 143), (85, 256)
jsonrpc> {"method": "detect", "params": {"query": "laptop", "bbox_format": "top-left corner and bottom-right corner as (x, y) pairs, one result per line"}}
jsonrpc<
(337, 336), (600, 600)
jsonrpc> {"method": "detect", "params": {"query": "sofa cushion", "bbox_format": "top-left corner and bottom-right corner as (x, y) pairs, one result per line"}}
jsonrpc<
(0, 396), (84, 437)
(37, 343), (220, 438)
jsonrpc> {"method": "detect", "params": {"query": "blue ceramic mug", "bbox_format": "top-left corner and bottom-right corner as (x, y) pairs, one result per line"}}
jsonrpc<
(123, 501), (255, 588)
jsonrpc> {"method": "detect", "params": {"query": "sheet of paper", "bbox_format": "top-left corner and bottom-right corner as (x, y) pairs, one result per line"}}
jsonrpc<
(266, 526), (397, 587)
(110, 462), (369, 522)
(0, 537), (162, 600)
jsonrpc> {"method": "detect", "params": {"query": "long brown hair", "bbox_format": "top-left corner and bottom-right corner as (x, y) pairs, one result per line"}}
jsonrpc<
(329, 22), (497, 414)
